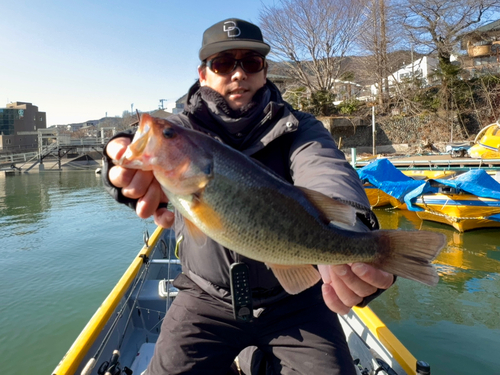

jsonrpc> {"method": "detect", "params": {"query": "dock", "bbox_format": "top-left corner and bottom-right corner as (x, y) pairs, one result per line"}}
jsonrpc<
(352, 153), (500, 172)
(0, 138), (108, 173)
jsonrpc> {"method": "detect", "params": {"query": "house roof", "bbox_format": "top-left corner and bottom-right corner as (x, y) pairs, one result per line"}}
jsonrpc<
(176, 94), (188, 105)
(476, 19), (500, 33)
(150, 109), (173, 119)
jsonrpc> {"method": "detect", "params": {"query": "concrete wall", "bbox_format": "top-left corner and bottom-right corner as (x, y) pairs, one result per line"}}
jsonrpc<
(319, 115), (463, 154)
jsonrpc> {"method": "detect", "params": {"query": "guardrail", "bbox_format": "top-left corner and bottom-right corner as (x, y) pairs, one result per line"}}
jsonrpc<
(0, 152), (38, 164)
(60, 138), (109, 146)
(0, 137), (109, 166)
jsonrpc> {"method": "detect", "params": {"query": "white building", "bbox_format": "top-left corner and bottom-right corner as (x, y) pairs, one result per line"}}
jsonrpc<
(370, 56), (439, 95)
(332, 79), (363, 103)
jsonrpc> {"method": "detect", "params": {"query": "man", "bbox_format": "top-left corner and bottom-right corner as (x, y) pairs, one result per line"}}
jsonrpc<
(104, 18), (394, 375)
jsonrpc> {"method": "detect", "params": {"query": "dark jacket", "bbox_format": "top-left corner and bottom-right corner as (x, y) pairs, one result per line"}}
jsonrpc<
(103, 80), (383, 308)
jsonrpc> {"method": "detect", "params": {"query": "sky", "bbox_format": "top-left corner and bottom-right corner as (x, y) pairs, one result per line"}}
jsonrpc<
(0, 0), (266, 126)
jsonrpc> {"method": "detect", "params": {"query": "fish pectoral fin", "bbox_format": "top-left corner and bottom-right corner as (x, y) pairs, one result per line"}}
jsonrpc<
(190, 197), (224, 232)
(184, 219), (208, 247)
(183, 198), (224, 247)
(266, 263), (321, 295)
(297, 187), (356, 226)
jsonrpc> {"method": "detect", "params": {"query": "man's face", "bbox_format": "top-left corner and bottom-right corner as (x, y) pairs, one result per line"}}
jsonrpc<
(198, 49), (267, 110)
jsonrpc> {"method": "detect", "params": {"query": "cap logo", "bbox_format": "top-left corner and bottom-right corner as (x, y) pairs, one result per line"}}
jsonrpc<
(223, 21), (241, 37)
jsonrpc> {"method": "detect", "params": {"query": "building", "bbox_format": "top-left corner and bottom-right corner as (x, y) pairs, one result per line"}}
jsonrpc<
(0, 102), (47, 152)
(171, 94), (188, 114)
(460, 19), (500, 76)
(370, 56), (439, 96)
(150, 109), (173, 119)
(331, 79), (363, 102)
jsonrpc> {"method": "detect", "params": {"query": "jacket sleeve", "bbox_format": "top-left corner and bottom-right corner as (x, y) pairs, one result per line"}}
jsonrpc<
(101, 129), (138, 210)
(288, 111), (394, 306)
(289, 112), (378, 229)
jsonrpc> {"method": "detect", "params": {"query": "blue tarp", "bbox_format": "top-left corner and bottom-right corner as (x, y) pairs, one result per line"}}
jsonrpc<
(357, 158), (426, 201)
(358, 160), (500, 216)
(405, 169), (500, 212)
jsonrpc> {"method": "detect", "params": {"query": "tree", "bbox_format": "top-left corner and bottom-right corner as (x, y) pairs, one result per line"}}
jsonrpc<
(259, 0), (366, 94)
(356, 0), (397, 107)
(394, 0), (500, 110)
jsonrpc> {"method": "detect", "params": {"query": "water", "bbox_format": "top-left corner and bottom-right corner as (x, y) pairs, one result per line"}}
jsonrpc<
(0, 171), (156, 375)
(371, 209), (500, 374)
(1, 172), (500, 374)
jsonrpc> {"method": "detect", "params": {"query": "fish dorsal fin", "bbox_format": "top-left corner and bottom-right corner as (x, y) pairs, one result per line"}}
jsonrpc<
(297, 187), (356, 226)
(266, 263), (321, 295)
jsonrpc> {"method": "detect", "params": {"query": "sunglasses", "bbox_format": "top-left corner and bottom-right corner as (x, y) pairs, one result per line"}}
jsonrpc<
(206, 55), (266, 75)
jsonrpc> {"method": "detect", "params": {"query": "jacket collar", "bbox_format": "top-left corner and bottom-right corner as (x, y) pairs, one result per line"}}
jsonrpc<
(183, 79), (299, 155)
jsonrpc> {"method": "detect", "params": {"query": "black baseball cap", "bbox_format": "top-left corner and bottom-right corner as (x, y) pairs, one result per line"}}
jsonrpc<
(199, 18), (271, 61)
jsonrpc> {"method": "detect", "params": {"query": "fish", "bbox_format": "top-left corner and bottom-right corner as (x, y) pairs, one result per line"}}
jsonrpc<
(115, 113), (446, 294)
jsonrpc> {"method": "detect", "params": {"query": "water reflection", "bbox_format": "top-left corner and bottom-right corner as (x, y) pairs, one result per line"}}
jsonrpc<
(374, 208), (500, 275)
(0, 171), (103, 238)
(372, 207), (500, 331)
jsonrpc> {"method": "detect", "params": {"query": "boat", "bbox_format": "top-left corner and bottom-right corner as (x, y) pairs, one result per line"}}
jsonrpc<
(358, 159), (500, 231)
(405, 169), (500, 232)
(400, 170), (456, 180)
(363, 184), (393, 207)
(468, 120), (500, 159)
(52, 226), (426, 375)
(413, 193), (500, 232)
(361, 162), (455, 209)
(358, 159), (426, 209)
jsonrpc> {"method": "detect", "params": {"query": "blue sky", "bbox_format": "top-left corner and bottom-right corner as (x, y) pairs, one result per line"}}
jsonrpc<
(0, 0), (265, 125)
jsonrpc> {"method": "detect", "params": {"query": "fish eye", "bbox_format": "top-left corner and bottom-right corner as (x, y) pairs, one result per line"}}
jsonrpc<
(163, 128), (176, 139)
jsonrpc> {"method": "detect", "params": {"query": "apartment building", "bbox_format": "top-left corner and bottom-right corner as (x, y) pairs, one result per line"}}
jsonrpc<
(0, 102), (47, 152)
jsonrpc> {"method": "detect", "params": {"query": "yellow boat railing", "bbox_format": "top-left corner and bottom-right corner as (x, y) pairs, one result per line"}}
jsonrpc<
(52, 226), (164, 375)
(352, 306), (417, 375)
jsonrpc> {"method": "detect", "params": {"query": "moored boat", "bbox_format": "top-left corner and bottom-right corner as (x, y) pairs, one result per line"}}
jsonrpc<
(413, 193), (500, 232)
(52, 226), (426, 375)
(357, 159), (426, 209)
(363, 183), (393, 207)
(469, 121), (500, 159)
(401, 170), (456, 180)
(405, 169), (500, 232)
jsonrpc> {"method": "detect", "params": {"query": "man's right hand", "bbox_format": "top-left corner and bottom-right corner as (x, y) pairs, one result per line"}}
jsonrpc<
(106, 137), (174, 228)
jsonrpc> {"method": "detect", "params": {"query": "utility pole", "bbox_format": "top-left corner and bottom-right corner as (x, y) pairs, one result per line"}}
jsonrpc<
(372, 105), (377, 156)
(159, 99), (168, 109)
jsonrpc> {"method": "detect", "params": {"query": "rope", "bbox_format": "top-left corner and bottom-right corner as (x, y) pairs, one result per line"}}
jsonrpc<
(419, 195), (489, 221)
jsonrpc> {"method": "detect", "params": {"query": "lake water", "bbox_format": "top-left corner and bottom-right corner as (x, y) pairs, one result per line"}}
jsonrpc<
(1, 171), (499, 374)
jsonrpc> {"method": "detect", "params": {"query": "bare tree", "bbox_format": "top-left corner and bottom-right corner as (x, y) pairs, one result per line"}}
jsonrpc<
(259, 0), (366, 93)
(394, 0), (500, 109)
(355, 0), (415, 109)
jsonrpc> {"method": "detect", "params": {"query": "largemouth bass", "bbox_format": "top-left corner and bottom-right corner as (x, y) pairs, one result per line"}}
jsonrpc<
(116, 114), (446, 294)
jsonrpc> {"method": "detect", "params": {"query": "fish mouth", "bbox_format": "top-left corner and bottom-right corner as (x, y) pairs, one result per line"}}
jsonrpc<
(128, 122), (151, 156)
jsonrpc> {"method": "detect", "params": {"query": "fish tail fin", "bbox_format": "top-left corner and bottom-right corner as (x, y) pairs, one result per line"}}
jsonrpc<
(371, 230), (446, 286)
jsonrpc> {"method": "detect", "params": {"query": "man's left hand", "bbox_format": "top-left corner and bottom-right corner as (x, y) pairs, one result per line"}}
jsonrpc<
(318, 263), (394, 315)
